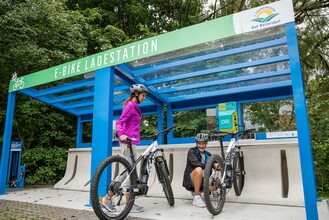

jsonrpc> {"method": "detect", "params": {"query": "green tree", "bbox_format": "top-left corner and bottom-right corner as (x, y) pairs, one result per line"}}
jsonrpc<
(66, 0), (208, 39)
(13, 98), (76, 151)
(0, 0), (86, 184)
(0, 0), (88, 136)
(78, 7), (128, 54)
(307, 75), (329, 197)
(140, 114), (158, 137)
(174, 109), (208, 137)
(244, 100), (296, 132)
(22, 147), (68, 184)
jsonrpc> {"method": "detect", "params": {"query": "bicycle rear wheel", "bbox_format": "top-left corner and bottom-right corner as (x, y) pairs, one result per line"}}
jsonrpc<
(91, 155), (137, 220)
(203, 154), (226, 215)
(155, 156), (175, 206)
(233, 151), (245, 196)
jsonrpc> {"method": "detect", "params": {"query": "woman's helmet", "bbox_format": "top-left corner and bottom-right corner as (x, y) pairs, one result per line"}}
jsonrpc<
(130, 84), (149, 94)
(195, 133), (209, 143)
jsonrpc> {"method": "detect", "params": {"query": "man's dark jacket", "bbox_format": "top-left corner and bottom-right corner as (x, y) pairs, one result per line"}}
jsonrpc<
(182, 146), (212, 191)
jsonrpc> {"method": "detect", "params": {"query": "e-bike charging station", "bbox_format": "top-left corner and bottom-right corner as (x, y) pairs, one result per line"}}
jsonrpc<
(6, 141), (25, 189)
(217, 102), (239, 133)
(0, 0), (320, 219)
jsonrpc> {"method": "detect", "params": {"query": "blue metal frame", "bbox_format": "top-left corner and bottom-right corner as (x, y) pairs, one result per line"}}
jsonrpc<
(167, 104), (174, 144)
(76, 116), (83, 148)
(0, 92), (16, 194)
(237, 102), (243, 131)
(34, 78), (95, 97)
(285, 22), (318, 220)
(90, 67), (115, 197)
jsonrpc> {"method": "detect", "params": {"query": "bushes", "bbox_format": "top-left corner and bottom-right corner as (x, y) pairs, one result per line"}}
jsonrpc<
(22, 147), (68, 185)
(313, 140), (329, 198)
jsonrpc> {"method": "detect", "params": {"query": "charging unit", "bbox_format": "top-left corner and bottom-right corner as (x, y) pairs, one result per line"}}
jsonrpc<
(217, 102), (238, 132)
(6, 141), (25, 189)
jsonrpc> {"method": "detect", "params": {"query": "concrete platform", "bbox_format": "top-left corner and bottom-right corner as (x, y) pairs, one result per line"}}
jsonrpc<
(0, 186), (328, 220)
(55, 139), (307, 208)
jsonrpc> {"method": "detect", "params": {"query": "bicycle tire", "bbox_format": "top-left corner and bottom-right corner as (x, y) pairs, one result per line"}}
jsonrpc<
(203, 154), (226, 215)
(155, 156), (175, 206)
(91, 155), (137, 220)
(233, 151), (245, 196)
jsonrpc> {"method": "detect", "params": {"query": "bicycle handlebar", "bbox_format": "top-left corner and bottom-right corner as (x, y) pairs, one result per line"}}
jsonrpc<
(126, 137), (137, 142)
(141, 126), (176, 141)
(211, 128), (256, 138)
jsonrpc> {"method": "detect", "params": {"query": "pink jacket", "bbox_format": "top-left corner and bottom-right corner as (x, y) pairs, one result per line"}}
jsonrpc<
(116, 101), (142, 145)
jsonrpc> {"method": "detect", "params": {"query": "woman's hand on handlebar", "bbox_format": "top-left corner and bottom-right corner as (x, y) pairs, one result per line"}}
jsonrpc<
(119, 135), (128, 142)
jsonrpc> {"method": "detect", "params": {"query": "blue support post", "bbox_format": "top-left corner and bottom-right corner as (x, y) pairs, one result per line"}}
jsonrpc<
(167, 104), (174, 144)
(237, 102), (243, 131)
(286, 22), (318, 220)
(0, 92), (16, 194)
(157, 105), (164, 144)
(90, 67), (115, 198)
(76, 116), (82, 148)
(216, 105), (219, 131)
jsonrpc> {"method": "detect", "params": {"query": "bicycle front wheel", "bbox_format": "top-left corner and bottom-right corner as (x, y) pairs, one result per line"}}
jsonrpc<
(233, 151), (245, 196)
(91, 155), (137, 220)
(155, 156), (175, 206)
(203, 154), (226, 215)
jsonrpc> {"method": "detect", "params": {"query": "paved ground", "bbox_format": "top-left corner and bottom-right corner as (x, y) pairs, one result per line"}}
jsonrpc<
(0, 199), (151, 220)
(0, 199), (98, 220)
(0, 186), (328, 220)
(0, 186), (146, 220)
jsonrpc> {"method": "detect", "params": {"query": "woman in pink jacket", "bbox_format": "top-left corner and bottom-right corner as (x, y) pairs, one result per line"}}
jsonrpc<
(115, 83), (148, 212)
(116, 84), (148, 163)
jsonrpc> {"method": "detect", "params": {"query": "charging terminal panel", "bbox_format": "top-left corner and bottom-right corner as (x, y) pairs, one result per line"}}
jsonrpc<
(217, 102), (238, 132)
(7, 141), (25, 189)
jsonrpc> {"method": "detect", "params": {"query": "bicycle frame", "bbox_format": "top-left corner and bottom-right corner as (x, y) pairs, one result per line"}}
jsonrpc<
(224, 137), (236, 162)
(91, 127), (175, 220)
(219, 136), (237, 187)
(119, 137), (168, 193)
(203, 129), (255, 215)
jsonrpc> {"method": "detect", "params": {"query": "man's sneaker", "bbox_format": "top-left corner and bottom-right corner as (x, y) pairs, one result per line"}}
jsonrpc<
(192, 195), (206, 208)
(102, 197), (117, 212)
(191, 191), (204, 198)
(130, 203), (144, 213)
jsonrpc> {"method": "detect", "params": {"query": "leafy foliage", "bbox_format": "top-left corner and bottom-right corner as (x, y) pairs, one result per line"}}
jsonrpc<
(140, 114), (158, 137)
(306, 75), (329, 197)
(244, 99), (296, 132)
(22, 147), (68, 185)
(293, 0), (329, 196)
(313, 140), (329, 197)
(66, 0), (208, 37)
(174, 109), (208, 137)
(12, 98), (76, 151)
(0, 0), (86, 185)
(0, 0), (87, 141)
(0, 0), (87, 75)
